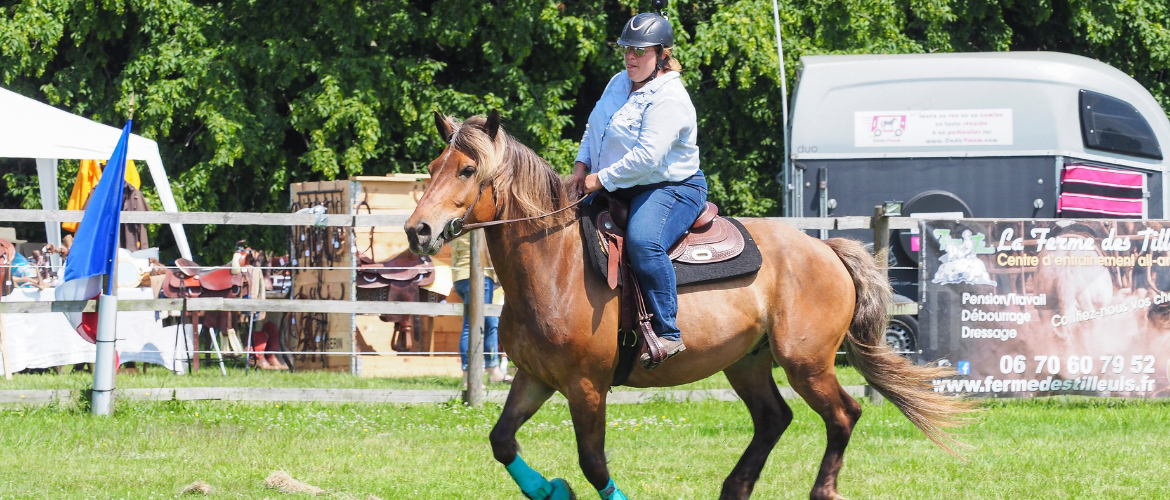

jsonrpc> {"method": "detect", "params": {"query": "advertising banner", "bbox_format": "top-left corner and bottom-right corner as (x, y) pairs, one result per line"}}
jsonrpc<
(853, 109), (1013, 148)
(920, 219), (1169, 397)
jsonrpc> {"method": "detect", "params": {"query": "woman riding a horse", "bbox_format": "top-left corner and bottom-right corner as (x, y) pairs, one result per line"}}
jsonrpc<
(406, 4), (969, 499)
(567, 9), (702, 369)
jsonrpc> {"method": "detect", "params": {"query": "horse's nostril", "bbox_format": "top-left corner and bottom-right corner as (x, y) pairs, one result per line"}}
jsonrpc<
(417, 223), (432, 239)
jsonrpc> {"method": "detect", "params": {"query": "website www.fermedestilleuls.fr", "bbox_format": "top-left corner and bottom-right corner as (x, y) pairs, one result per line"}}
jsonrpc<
(932, 375), (1157, 394)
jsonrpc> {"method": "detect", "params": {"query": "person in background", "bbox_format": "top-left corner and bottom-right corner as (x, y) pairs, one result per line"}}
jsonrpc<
(450, 232), (512, 385)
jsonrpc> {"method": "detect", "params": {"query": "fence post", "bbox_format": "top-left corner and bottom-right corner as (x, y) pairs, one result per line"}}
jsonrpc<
(873, 205), (890, 272)
(464, 229), (486, 406)
(0, 307), (11, 380)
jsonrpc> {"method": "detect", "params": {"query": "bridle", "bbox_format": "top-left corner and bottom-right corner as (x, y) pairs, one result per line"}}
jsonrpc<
(439, 180), (588, 241)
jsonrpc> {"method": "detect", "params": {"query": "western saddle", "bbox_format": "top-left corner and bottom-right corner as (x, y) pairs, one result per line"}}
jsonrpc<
(161, 257), (254, 371)
(355, 249), (436, 351)
(589, 192), (746, 371)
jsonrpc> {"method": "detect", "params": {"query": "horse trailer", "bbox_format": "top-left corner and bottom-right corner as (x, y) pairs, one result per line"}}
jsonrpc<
(782, 52), (1170, 352)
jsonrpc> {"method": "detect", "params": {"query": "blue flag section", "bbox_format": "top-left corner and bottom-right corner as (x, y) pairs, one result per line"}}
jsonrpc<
(55, 120), (132, 342)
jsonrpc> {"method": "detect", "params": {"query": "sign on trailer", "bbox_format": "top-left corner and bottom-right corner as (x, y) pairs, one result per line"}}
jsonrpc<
(920, 219), (1169, 397)
(853, 109), (1013, 148)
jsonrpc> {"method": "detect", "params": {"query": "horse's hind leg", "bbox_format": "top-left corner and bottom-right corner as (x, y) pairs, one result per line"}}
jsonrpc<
(720, 348), (793, 500)
(781, 360), (862, 500)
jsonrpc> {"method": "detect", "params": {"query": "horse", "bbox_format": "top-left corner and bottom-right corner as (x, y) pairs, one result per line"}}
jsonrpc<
(405, 110), (969, 500)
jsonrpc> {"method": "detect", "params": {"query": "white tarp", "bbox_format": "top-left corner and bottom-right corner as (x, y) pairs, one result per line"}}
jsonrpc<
(0, 287), (189, 374)
(0, 86), (191, 259)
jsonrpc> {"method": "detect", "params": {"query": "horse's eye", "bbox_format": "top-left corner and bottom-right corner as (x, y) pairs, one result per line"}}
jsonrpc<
(459, 166), (476, 178)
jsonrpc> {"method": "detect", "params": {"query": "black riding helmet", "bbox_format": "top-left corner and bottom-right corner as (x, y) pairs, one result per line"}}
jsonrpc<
(617, 1), (674, 84)
(617, 13), (674, 48)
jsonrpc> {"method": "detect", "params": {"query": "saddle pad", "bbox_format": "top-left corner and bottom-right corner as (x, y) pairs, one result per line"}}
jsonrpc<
(581, 205), (763, 288)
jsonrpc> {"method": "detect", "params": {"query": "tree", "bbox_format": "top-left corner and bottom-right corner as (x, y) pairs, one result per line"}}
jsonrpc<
(2, 0), (1168, 260)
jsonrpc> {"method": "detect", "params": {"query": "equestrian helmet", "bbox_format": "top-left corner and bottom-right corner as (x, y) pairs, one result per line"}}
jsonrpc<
(618, 12), (674, 48)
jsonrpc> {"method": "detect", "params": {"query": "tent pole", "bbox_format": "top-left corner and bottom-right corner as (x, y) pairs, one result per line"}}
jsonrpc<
(142, 156), (193, 260)
(35, 159), (63, 270)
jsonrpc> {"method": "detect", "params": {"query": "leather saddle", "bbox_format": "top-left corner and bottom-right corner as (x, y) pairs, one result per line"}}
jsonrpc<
(161, 257), (251, 334)
(587, 192), (749, 375)
(0, 238), (14, 296)
(594, 196), (745, 290)
(355, 249), (435, 351)
(162, 257), (246, 299)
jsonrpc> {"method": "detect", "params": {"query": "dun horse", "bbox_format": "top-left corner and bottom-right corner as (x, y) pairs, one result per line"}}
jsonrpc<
(406, 111), (968, 500)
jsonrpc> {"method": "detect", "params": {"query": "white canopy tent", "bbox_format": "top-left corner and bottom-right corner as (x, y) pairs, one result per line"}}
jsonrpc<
(0, 86), (191, 261)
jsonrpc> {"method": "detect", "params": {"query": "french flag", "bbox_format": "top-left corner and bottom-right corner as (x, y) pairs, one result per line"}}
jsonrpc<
(54, 120), (132, 343)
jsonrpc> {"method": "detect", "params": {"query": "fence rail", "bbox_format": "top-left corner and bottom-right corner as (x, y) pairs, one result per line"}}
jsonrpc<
(0, 209), (409, 227)
(0, 299), (503, 316)
(3, 209), (920, 230)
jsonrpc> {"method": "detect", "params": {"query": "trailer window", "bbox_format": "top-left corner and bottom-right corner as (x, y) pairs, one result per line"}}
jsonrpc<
(1080, 90), (1162, 160)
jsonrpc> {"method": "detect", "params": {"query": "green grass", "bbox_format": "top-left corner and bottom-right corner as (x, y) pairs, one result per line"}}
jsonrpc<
(0, 365), (868, 392)
(0, 397), (1166, 499)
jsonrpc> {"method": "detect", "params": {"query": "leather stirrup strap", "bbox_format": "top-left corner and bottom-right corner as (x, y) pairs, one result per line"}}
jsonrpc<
(630, 273), (666, 365)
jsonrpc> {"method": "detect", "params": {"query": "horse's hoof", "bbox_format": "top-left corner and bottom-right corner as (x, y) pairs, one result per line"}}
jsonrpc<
(549, 478), (576, 500)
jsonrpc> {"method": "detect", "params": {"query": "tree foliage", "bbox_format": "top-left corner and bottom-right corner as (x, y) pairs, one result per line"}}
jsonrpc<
(2, 0), (1169, 259)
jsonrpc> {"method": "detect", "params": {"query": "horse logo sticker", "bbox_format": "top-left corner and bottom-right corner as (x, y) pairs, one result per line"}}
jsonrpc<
(871, 115), (906, 137)
(931, 229), (996, 286)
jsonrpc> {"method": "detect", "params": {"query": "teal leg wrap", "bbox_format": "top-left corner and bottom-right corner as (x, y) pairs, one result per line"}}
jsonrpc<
(505, 455), (553, 499)
(598, 478), (628, 500)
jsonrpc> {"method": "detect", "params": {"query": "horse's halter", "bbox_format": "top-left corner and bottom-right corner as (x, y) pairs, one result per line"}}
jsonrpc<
(439, 181), (489, 242)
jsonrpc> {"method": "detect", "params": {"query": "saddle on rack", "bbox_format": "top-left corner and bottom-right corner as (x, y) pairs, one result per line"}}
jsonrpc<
(581, 193), (763, 382)
(355, 249), (435, 351)
(161, 257), (252, 333)
(162, 258), (247, 298)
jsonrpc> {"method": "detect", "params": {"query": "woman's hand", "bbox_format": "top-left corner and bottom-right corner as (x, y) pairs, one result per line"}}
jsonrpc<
(566, 161), (589, 197)
(584, 173), (603, 194)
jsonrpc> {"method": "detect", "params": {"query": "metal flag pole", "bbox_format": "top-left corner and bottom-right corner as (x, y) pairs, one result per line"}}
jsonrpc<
(771, 0), (793, 216)
(91, 96), (134, 416)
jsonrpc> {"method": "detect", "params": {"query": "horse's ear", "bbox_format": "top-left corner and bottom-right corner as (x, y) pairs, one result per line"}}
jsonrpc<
(483, 109), (501, 141)
(434, 110), (455, 143)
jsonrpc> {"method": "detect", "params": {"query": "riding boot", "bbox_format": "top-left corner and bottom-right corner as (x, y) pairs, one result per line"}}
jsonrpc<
(638, 337), (686, 370)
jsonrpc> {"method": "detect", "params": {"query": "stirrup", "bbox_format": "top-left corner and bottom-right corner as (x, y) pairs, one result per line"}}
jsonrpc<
(639, 338), (685, 370)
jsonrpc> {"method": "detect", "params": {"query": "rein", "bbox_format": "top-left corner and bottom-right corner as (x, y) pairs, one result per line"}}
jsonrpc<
(440, 182), (588, 240)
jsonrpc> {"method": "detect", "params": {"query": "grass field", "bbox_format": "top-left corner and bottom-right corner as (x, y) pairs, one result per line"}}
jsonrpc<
(0, 364), (869, 391)
(1, 395), (1167, 499)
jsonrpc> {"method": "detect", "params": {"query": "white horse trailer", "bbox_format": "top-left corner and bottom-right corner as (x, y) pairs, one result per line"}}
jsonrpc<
(783, 52), (1170, 352)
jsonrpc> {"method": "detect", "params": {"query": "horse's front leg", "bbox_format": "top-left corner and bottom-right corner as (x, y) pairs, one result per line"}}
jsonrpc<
(490, 370), (575, 499)
(566, 375), (628, 500)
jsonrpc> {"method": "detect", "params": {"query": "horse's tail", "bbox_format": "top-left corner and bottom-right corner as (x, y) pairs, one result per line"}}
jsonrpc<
(824, 238), (974, 457)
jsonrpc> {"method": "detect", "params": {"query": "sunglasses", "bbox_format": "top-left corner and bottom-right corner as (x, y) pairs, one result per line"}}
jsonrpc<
(618, 44), (653, 57)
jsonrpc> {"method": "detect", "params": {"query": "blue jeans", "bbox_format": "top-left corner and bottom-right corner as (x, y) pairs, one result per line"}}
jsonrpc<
(454, 277), (500, 370)
(615, 172), (708, 341)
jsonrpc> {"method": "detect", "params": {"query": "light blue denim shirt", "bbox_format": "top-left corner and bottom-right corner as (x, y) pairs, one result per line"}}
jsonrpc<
(575, 71), (701, 191)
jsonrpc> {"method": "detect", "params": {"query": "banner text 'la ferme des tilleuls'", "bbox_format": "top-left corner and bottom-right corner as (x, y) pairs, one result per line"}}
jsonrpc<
(920, 220), (1170, 397)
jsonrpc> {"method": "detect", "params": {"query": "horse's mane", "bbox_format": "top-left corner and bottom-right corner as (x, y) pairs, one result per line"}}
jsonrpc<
(449, 115), (573, 225)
